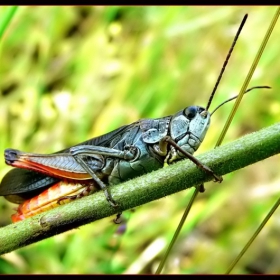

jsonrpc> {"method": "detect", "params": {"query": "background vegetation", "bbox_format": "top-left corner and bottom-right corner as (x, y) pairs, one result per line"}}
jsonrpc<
(0, 6), (280, 274)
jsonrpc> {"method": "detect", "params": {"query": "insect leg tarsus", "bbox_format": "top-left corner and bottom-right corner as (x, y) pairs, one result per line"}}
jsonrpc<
(196, 184), (205, 193)
(113, 212), (123, 224)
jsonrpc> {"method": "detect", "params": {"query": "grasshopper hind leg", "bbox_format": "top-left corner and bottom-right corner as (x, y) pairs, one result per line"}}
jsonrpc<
(57, 183), (96, 205)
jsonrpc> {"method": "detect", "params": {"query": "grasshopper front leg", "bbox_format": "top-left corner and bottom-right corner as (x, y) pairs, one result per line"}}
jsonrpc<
(160, 136), (223, 183)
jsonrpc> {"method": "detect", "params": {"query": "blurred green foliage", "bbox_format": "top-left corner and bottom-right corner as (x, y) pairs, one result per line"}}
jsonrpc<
(0, 6), (280, 274)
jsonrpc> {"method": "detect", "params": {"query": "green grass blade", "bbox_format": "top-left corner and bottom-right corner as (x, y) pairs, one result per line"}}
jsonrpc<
(221, 7), (280, 273)
(215, 7), (280, 148)
(155, 187), (200, 274)
(0, 6), (18, 41)
(226, 197), (280, 274)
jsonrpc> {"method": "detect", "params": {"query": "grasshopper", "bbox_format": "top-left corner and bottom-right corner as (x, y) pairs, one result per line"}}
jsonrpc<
(0, 14), (268, 224)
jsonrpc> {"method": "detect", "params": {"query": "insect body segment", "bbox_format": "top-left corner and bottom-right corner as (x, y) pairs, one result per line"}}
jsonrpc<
(11, 181), (98, 222)
(0, 106), (213, 222)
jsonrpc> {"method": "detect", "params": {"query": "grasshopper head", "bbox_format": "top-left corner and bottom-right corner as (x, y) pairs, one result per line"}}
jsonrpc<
(168, 106), (210, 162)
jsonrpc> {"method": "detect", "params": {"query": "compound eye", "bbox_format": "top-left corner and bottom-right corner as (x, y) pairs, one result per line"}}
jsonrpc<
(184, 106), (197, 119)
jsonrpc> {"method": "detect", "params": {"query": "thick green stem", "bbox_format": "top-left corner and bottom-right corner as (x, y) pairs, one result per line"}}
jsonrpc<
(0, 123), (279, 255)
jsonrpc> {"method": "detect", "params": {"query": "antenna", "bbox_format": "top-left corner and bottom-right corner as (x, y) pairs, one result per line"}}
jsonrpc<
(205, 14), (248, 111)
(210, 86), (271, 115)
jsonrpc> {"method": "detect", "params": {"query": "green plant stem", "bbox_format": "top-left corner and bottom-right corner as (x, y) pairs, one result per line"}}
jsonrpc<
(0, 123), (279, 255)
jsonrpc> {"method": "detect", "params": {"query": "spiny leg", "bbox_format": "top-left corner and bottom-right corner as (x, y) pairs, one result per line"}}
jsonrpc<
(69, 144), (140, 207)
(57, 184), (95, 205)
(72, 154), (118, 207)
(162, 136), (223, 183)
